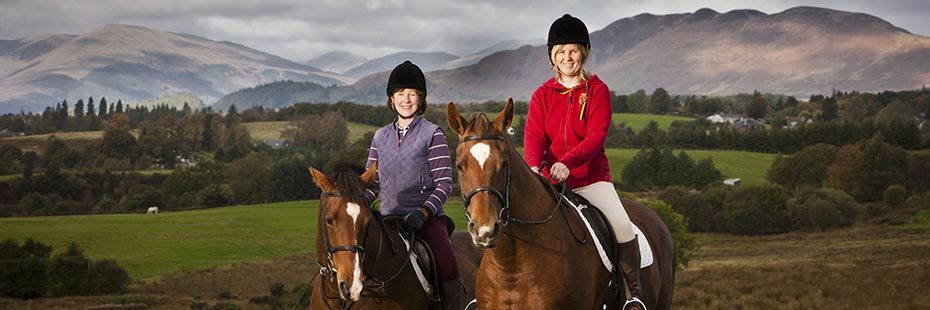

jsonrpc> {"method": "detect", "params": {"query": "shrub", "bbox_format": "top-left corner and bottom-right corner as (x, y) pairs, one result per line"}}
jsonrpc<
(119, 184), (163, 212)
(46, 243), (131, 296)
(47, 243), (91, 296)
(0, 238), (52, 299)
(85, 259), (131, 295)
(719, 184), (790, 235)
(197, 184), (228, 207)
(94, 198), (117, 214)
(807, 201), (844, 230)
(658, 186), (718, 232)
(270, 282), (285, 297)
(789, 188), (859, 230)
(884, 184), (907, 208)
(643, 199), (697, 270)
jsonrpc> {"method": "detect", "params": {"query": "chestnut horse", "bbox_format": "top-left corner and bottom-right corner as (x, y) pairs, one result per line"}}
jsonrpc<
(446, 100), (675, 309)
(308, 164), (482, 309)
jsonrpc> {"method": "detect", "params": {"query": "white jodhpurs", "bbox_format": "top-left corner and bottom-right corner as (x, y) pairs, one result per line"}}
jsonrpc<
(572, 181), (635, 243)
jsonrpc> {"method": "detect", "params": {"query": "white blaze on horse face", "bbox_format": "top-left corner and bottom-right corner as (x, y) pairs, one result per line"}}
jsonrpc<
(469, 142), (491, 170)
(350, 254), (363, 300)
(345, 202), (363, 300)
(346, 203), (361, 228)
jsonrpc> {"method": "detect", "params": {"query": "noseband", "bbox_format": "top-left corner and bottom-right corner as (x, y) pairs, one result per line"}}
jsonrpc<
(460, 134), (565, 226)
(461, 135), (514, 226)
(315, 190), (419, 307)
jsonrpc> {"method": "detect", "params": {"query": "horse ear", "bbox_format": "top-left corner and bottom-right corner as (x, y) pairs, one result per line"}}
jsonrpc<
(492, 97), (514, 132)
(308, 166), (335, 192)
(360, 163), (377, 187)
(446, 101), (467, 136)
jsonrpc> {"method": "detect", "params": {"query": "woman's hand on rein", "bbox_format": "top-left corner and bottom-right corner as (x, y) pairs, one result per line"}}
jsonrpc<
(550, 162), (569, 182)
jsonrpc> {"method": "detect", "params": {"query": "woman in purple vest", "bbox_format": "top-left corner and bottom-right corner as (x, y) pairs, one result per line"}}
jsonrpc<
(362, 60), (464, 310)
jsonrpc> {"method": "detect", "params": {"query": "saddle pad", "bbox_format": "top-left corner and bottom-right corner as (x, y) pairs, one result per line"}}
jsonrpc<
(399, 233), (434, 296)
(565, 198), (654, 270)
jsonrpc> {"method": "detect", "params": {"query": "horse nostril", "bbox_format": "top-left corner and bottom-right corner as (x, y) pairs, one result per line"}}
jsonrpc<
(468, 222), (475, 231)
(493, 223), (501, 235)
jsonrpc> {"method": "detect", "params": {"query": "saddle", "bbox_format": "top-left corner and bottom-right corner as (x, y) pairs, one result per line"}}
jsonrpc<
(555, 184), (621, 265)
(555, 184), (655, 269)
(370, 214), (455, 300)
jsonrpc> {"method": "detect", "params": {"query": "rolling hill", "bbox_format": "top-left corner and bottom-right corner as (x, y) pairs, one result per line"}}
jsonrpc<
(0, 24), (350, 113)
(227, 6), (930, 106)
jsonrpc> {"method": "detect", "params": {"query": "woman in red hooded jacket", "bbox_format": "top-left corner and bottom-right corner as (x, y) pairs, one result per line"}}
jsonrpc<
(523, 14), (647, 310)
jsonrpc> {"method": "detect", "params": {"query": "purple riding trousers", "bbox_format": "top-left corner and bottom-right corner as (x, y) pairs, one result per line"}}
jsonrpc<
(416, 215), (460, 282)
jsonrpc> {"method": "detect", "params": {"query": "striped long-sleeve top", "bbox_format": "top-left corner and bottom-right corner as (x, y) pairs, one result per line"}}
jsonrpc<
(363, 116), (453, 217)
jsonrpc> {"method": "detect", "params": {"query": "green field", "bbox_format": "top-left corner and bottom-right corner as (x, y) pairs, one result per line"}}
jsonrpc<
(606, 148), (776, 186)
(0, 174), (19, 182)
(481, 112), (693, 133)
(0, 200), (468, 280)
(612, 113), (694, 132)
(243, 121), (376, 143)
(514, 147), (777, 186)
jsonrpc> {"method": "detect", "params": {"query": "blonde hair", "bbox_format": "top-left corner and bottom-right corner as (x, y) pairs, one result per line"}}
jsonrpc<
(549, 44), (591, 81)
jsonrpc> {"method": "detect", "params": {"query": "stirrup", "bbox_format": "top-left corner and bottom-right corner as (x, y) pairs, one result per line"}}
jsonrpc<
(623, 297), (647, 310)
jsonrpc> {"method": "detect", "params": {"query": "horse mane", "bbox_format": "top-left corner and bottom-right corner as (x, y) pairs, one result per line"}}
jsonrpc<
(328, 162), (367, 203)
(466, 113), (504, 137)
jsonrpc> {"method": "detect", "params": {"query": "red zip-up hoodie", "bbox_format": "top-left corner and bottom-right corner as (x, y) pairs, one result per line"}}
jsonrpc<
(523, 75), (612, 188)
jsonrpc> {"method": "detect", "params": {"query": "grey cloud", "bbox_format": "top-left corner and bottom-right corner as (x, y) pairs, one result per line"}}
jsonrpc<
(1, 0), (928, 62)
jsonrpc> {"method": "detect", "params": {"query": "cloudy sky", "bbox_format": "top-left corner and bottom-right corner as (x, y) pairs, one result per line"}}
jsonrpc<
(2, 0), (928, 62)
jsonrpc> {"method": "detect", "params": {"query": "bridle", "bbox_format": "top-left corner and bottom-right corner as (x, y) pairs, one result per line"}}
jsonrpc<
(313, 190), (419, 309)
(315, 190), (366, 310)
(460, 134), (567, 227)
(318, 191), (366, 272)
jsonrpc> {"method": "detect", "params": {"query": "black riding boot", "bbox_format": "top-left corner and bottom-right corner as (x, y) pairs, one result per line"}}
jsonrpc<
(441, 279), (465, 310)
(618, 236), (647, 310)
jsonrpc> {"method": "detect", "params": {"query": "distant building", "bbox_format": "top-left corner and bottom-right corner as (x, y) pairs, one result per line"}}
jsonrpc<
(706, 113), (745, 124)
(730, 118), (765, 133)
(263, 139), (288, 149)
(724, 178), (741, 187)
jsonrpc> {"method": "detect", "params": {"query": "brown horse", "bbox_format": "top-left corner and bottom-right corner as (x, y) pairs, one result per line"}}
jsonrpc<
(446, 99), (675, 309)
(308, 164), (482, 309)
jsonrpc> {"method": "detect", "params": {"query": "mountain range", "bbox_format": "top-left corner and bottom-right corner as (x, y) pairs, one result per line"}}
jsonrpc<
(4, 6), (930, 113)
(0, 24), (348, 114)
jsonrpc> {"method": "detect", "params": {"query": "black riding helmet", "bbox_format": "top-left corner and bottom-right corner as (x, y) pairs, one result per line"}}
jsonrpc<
(386, 60), (427, 97)
(547, 14), (590, 51)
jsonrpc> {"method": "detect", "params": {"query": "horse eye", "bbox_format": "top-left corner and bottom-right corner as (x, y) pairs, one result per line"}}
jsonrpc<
(456, 164), (463, 171)
(325, 218), (335, 226)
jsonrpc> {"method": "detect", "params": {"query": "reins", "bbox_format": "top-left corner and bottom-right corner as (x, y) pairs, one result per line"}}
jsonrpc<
(460, 134), (570, 227)
(312, 191), (420, 308)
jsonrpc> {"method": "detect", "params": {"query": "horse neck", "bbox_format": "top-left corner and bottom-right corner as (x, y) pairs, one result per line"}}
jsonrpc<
(503, 144), (563, 227)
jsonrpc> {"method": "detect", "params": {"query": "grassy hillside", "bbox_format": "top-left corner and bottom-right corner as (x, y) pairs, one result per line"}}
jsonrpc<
(2, 121), (377, 153)
(612, 113), (694, 132)
(2, 208), (928, 309)
(1, 131), (112, 154)
(241, 121), (376, 143)
(485, 112), (694, 133)
(605, 148), (776, 186)
(0, 200), (468, 280)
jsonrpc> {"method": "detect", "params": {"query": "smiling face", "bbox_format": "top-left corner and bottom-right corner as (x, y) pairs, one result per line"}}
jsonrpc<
(550, 43), (587, 78)
(391, 88), (423, 119)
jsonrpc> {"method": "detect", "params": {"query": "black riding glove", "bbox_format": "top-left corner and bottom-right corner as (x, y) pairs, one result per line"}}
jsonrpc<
(401, 208), (428, 233)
